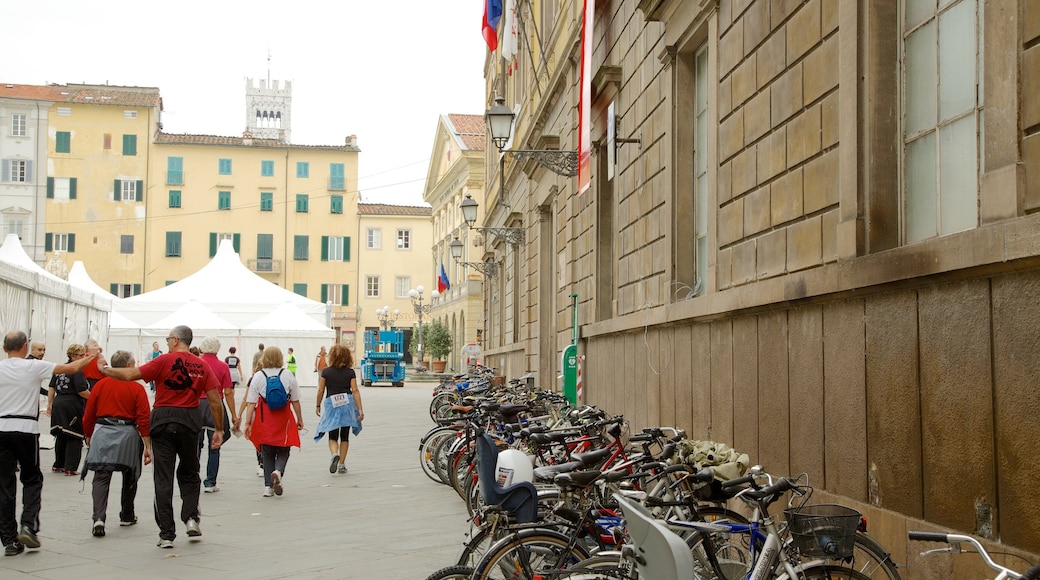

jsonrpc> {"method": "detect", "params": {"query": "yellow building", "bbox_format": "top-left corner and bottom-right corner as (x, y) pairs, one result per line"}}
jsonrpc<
(356, 203), (432, 363)
(422, 114), (487, 368)
(1, 84), (160, 290)
(6, 79), (362, 341)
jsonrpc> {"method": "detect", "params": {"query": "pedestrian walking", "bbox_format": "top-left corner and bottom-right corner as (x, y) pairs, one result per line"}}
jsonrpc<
(81, 350), (151, 538)
(314, 344), (363, 474)
(101, 325), (224, 549)
(196, 337), (233, 493)
(314, 346), (327, 375)
(242, 346), (303, 497)
(0, 331), (97, 556)
(224, 347), (243, 389)
(45, 344), (90, 476)
(147, 342), (162, 393)
(251, 343), (264, 374)
(286, 347), (297, 376)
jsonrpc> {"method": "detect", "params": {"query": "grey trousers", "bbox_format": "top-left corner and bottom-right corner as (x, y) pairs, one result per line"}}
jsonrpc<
(91, 470), (138, 523)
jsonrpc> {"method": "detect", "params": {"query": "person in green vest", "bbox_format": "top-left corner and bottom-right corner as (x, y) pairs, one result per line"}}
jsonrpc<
(286, 348), (297, 376)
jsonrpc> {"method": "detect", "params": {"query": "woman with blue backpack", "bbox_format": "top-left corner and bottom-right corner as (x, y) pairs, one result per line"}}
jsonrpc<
(242, 346), (304, 497)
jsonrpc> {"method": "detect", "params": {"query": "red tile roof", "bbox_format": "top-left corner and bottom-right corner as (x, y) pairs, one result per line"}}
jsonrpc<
(447, 114), (486, 151)
(0, 83), (161, 108)
(154, 132), (361, 151)
(357, 203), (432, 217)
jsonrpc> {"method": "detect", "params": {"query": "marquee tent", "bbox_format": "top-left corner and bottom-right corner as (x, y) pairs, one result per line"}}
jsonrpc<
(0, 234), (111, 360)
(106, 239), (334, 386)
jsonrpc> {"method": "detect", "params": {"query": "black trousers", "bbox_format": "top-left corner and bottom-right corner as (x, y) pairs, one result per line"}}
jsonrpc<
(150, 423), (201, 540)
(52, 431), (82, 472)
(0, 432), (42, 546)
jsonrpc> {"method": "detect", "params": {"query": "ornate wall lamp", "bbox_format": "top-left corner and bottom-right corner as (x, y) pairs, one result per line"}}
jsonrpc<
(449, 236), (498, 277)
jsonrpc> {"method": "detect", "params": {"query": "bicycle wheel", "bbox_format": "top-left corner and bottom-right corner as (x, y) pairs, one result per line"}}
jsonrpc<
(565, 553), (635, 578)
(433, 433), (459, 485)
(424, 565), (475, 580)
(817, 532), (901, 580)
(472, 530), (591, 580)
(420, 428), (459, 484)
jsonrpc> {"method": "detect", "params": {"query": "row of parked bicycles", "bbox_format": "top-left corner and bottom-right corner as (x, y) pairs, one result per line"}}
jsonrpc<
(419, 368), (1040, 579)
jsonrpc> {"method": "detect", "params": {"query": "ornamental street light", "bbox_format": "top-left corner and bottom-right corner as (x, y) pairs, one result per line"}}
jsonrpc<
(410, 285), (438, 369)
(450, 236), (498, 277)
(375, 306), (400, 330)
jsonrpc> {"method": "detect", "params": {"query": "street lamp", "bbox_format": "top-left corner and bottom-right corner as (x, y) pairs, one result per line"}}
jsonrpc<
(459, 193), (524, 246)
(375, 306), (400, 330)
(486, 95), (578, 177)
(449, 236), (498, 277)
(410, 285), (439, 369)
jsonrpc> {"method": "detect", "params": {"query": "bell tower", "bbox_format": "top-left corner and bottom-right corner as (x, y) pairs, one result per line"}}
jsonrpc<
(245, 76), (292, 143)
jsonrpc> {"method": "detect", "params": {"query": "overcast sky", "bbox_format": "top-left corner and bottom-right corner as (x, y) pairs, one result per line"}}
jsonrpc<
(4, 0), (490, 206)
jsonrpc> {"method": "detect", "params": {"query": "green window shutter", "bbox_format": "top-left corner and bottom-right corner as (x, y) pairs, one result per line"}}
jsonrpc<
(321, 235), (329, 261)
(69, 178), (77, 199)
(261, 160), (274, 176)
(67, 233), (75, 252)
(132, 284), (141, 296)
(257, 234), (273, 259)
(136, 180), (143, 202)
(56, 131), (70, 153)
(110, 283), (118, 295)
(293, 235), (308, 260)
(114, 180), (121, 201)
(166, 232), (182, 257)
(261, 192), (273, 211)
(218, 191), (231, 210)
(47, 177), (54, 198)
(341, 284), (349, 306)
(44, 233), (52, 252)
(293, 283), (307, 297)
(296, 194), (308, 213)
(169, 190), (181, 208)
(344, 237), (351, 261)
(320, 284), (328, 303)
(209, 233), (217, 257)
(122, 134), (136, 155)
(233, 233), (241, 252)
(219, 158), (232, 175)
(296, 162), (309, 178)
(330, 194), (343, 214)
(329, 163), (345, 190)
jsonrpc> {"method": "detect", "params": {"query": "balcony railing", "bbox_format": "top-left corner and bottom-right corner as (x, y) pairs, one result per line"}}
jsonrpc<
(328, 176), (346, 191)
(247, 258), (282, 273)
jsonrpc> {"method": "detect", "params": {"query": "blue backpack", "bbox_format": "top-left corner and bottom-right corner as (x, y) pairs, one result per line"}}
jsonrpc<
(260, 369), (289, 410)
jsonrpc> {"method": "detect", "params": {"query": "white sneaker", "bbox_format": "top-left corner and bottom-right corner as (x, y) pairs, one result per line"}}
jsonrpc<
(262, 486), (273, 497)
(203, 485), (219, 493)
(271, 470), (283, 496)
(157, 539), (174, 549)
(185, 519), (201, 537)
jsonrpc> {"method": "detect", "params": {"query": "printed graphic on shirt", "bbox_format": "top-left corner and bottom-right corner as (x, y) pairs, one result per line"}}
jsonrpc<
(164, 356), (204, 391)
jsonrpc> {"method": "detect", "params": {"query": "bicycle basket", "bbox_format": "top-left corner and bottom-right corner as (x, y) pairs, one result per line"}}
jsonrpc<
(784, 504), (861, 559)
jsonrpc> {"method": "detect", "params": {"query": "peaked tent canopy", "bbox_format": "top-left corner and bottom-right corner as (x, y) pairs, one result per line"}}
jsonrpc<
(68, 261), (114, 297)
(106, 239), (334, 386)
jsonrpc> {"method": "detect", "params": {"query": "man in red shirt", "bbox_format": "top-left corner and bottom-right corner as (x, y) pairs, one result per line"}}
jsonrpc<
(102, 325), (223, 549)
(82, 350), (151, 538)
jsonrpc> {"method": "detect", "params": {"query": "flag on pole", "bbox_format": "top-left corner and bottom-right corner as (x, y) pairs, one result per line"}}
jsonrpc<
(482, 0), (504, 52)
(577, 0), (594, 195)
(438, 263), (451, 293)
(501, 0), (519, 74)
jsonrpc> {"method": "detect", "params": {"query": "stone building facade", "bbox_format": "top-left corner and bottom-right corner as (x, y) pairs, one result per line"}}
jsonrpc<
(480, 0), (1040, 561)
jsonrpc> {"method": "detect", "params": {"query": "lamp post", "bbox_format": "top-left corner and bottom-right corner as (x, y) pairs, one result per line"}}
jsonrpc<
(410, 285), (438, 369)
(450, 236), (498, 277)
(375, 306), (400, 331)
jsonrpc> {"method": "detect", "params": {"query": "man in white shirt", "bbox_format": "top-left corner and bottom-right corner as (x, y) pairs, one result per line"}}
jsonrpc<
(0, 331), (97, 556)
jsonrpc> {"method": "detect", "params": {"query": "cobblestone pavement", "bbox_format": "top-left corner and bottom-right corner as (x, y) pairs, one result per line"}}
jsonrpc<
(0, 382), (469, 579)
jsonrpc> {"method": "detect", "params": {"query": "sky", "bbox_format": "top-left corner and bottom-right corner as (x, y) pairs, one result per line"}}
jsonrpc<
(4, 0), (491, 207)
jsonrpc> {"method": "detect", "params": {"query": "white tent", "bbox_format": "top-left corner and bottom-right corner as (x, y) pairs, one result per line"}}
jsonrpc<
(68, 261), (115, 298)
(107, 240), (334, 386)
(0, 234), (111, 360)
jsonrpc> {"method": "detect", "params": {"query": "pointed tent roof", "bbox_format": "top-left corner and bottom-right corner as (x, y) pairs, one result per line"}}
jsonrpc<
(108, 310), (139, 330)
(147, 300), (236, 331)
(68, 261), (114, 297)
(245, 303), (333, 332)
(122, 239), (318, 307)
(0, 234), (64, 282)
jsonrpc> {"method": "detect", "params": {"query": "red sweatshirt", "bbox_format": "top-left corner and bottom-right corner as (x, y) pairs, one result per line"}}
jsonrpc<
(83, 377), (151, 437)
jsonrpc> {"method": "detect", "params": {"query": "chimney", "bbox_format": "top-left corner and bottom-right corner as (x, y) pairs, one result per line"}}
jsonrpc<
(345, 135), (358, 148)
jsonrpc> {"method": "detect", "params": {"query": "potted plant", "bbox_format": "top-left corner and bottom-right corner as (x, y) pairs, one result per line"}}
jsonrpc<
(424, 320), (452, 373)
